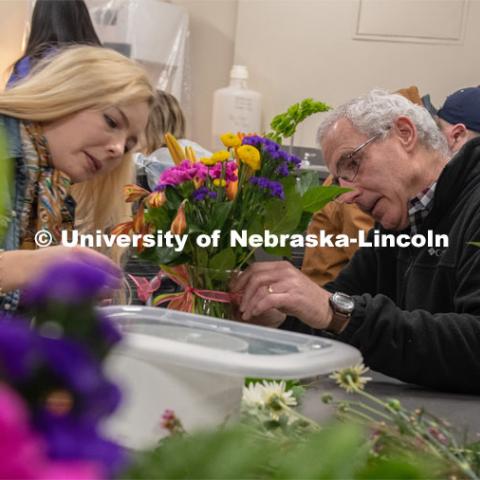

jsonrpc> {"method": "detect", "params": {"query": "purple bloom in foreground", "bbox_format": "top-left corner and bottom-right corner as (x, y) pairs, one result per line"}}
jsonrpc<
(23, 259), (120, 305)
(0, 317), (125, 476)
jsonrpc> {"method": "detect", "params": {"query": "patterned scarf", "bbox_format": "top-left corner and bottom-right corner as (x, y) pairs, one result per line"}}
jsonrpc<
(18, 122), (74, 249)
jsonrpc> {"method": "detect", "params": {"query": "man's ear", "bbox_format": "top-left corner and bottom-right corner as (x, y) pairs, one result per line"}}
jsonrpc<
(450, 123), (468, 147)
(392, 116), (417, 153)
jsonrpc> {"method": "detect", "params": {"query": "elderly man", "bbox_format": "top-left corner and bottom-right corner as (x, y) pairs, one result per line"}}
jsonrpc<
(233, 89), (480, 393)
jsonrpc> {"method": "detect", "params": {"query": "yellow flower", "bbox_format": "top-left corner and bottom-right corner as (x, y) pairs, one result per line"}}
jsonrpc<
(213, 179), (226, 187)
(329, 363), (372, 393)
(211, 150), (230, 163)
(237, 145), (261, 171)
(220, 132), (241, 148)
(200, 157), (217, 166)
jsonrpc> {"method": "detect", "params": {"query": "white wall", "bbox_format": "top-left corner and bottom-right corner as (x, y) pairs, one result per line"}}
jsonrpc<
(170, 0), (238, 145)
(233, 0), (480, 147)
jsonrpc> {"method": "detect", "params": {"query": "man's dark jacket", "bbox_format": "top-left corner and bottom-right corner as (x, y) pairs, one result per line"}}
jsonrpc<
(285, 138), (480, 393)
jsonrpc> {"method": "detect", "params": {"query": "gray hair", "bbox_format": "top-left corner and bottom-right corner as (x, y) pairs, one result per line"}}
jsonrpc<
(317, 89), (448, 156)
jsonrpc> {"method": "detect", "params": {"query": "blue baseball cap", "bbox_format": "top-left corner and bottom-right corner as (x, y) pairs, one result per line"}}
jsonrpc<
(423, 87), (480, 133)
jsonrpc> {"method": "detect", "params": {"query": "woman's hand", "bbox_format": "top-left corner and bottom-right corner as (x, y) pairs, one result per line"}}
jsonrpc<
(231, 261), (333, 329)
(1, 246), (122, 294)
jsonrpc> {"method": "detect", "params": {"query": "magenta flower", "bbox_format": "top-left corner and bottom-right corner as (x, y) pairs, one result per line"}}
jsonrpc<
(156, 161), (208, 189)
(208, 161), (238, 183)
(0, 384), (101, 479)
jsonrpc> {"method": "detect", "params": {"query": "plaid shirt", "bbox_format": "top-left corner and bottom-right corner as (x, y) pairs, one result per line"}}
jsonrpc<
(408, 183), (436, 234)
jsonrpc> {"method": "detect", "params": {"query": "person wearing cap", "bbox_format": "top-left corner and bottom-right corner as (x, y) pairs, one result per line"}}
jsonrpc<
(423, 87), (480, 154)
(232, 89), (480, 394)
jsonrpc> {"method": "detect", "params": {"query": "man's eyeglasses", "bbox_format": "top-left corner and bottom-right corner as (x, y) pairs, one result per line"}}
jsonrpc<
(332, 132), (384, 185)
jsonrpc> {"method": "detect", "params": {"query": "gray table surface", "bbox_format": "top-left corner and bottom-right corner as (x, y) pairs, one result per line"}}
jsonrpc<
(301, 371), (480, 440)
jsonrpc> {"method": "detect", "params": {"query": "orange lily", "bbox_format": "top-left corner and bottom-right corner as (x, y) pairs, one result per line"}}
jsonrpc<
(146, 191), (166, 208)
(170, 201), (187, 235)
(123, 184), (150, 203)
(111, 221), (133, 236)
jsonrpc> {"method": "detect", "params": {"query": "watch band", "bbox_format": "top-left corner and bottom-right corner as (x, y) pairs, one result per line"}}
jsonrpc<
(326, 310), (350, 334)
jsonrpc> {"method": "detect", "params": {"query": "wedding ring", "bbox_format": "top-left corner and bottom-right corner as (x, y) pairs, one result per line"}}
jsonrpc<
(267, 285), (274, 294)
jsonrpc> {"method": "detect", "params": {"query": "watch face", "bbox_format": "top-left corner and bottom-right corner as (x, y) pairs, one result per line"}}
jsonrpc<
(332, 292), (355, 314)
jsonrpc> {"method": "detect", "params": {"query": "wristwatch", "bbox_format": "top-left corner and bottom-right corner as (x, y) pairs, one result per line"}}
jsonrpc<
(327, 292), (355, 334)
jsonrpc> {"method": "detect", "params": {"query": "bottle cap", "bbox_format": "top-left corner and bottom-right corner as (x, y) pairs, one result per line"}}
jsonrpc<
(230, 65), (248, 80)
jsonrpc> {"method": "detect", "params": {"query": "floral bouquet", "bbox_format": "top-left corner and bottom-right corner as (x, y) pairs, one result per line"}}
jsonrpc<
(116, 132), (345, 318)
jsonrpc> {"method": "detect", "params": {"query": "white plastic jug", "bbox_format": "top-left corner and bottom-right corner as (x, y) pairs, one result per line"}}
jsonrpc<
(211, 65), (262, 150)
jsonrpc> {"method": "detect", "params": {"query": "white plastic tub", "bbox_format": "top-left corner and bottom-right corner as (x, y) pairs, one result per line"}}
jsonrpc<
(102, 306), (361, 449)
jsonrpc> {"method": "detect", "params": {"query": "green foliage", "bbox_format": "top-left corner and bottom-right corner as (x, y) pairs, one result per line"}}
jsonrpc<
(0, 127), (13, 241)
(268, 98), (331, 144)
(125, 422), (442, 480)
(302, 185), (350, 213)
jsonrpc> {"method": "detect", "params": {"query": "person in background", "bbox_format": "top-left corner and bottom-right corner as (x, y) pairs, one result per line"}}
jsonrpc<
(7, 0), (101, 87)
(302, 86), (423, 286)
(136, 90), (211, 190)
(0, 46), (155, 312)
(233, 89), (480, 393)
(422, 87), (480, 154)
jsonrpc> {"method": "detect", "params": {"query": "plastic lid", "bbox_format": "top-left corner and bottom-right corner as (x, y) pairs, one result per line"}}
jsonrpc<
(230, 65), (248, 80)
(102, 306), (362, 379)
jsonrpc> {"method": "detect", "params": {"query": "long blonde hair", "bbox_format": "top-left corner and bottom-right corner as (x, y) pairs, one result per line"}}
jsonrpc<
(0, 45), (155, 244)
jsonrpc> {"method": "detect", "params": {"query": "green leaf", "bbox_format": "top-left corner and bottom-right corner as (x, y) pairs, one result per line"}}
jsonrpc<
(264, 190), (303, 234)
(155, 245), (184, 264)
(297, 170), (321, 196)
(209, 201), (233, 233)
(275, 423), (367, 479)
(145, 206), (171, 231)
(0, 127), (13, 241)
(209, 248), (237, 271)
(302, 185), (350, 213)
(263, 244), (292, 258)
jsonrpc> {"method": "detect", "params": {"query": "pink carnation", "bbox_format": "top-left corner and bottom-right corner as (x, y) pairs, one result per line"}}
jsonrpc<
(157, 161), (208, 189)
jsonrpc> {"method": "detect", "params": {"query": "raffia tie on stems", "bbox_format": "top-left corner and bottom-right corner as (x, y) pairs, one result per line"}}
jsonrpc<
(128, 265), (240, 313)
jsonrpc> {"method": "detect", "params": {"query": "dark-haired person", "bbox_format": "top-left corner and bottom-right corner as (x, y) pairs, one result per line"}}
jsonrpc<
(7, 0), (101, 87)
(423, 87), (480, 153)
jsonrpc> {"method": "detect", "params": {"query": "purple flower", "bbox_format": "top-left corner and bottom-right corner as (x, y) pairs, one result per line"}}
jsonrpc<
(157, 160), (208, 189)
(242, 135), (264, 147)
(23, 259), (121, 305)
(249, 177), (285, 199)
(264, 144), (281, 160)
(0, 317), (125, 476)
(35, 413), (128, 477)
(275, 162), (290, 177)
(192, 187), (217, 201)
(288, 154), (302, 168)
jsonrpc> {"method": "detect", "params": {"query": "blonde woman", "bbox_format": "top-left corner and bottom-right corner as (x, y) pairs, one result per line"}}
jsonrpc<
(0, 45), (155, 312)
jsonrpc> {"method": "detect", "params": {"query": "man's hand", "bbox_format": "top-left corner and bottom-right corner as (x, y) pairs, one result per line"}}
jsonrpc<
(231, 261), (333, 329)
